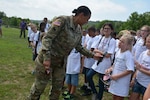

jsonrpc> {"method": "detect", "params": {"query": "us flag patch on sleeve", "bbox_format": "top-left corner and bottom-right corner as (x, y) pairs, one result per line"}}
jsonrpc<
(52, 19), (61, 26)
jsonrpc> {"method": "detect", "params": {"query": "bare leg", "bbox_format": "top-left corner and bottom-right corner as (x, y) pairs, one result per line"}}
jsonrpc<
(113, 94), (124, 100)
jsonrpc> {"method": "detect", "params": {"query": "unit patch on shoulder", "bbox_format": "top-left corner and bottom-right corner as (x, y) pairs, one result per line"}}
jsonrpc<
(52, 19), (61, 26)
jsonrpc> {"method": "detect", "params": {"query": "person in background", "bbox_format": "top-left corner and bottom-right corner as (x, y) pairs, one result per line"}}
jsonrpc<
(81, 27), (98, 96)
(0, 18), (2, 37)
(81, 29), (87, 46)
(135, 30), (141, 41)
(26, 5), (101, 100)
(111, 32), (117, 39)
(29, 24), (39, 61)
(106, 32), (135, 100)
(80, 29), (89, 90)
(95, 29), (100, 36)
(36, 22), (46, 56)
(133, 25), (150, 62)
(130, 34), (150, 100)
(43, 17), (51, 33)
(100, 28), (104, 36)
(27, 23), (33, 47)
(20, 19), (27, 38)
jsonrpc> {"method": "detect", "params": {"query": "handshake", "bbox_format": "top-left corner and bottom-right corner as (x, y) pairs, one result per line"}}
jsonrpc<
(97, 52), (107, 65)
(91, 49), (107, 65)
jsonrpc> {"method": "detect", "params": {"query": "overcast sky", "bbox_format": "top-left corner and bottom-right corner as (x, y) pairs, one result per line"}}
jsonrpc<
(0, 0), (149, 21)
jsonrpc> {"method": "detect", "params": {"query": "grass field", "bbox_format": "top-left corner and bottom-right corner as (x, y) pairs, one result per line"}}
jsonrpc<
(0, 27), (129, 100)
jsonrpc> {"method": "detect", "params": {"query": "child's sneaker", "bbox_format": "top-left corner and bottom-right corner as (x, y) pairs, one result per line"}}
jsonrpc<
(62, 91), (70, 98)
(81, 88), (92, 96)
(64, 94), (74, 100)
(79, 85), (87, 91)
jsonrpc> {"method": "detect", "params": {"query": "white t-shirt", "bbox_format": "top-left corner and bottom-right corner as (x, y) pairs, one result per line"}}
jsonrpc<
(84, 36), (98, 68)
(91, 36), (116, 74)
(133, 38), (147, 61)
(66, 48), (81, 74)
(109, 49), (134, 97)
(81, 34), (88, 46)
(136, 50), (150, 88)
(45, 23), (51, 33)
(36, 32), (44, 54)
(29, 31), (39, 43)
(83, 34), (90, 47)
(115, 39), (119, 53)
(91, 35), (102, 49)
(27, 26), (33, 37)
(30, 31), (39, 54)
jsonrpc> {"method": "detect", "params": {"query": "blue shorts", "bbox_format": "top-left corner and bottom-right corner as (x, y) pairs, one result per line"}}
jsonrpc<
(132, 80), (146, 95)
(65, 74), (79, 86)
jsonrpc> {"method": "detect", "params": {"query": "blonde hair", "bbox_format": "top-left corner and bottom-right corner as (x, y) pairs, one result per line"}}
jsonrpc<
(116, 30), (130, 39)
(120, 30), (134, 51)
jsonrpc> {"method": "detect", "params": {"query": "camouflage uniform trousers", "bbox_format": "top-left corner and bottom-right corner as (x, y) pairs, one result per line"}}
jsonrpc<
(27, 55), (65, 100)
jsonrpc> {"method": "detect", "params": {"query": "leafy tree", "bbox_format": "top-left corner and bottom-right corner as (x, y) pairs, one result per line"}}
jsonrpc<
(126, 12), (139, 30)
(125, 12), (150, 31)
(0, 11), (6, 18)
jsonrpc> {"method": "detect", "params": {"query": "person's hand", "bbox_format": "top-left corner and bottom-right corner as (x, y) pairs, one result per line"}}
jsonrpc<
(43, 60), (51, 74)
(105, 68), (112, 75)
(135, 61), (141, 70)
(130, 79), (135, 87)
(43, 60), (51, 70)
(93, 53), (103, 60)
(110, 75), (119, 81)
(93, 49), (103, 54)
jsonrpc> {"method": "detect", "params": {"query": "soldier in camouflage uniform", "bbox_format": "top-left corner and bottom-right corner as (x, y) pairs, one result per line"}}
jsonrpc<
(27, 5), (101, 100)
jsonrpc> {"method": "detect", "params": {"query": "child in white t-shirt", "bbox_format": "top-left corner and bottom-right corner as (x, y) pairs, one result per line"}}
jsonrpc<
(105, 32), (135, 100)
(133, 25), (150, 61)
(63, 48), (81, 100)
(36, 22), (46, 55)
(27, 23), (33, 47)
(129, 34), (150, 100)
(30, 24), (39, 61)
(81, 27), (99, 96)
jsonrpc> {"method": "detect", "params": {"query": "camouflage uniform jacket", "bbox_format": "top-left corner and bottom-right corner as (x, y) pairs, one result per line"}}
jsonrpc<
(38, 15), (94, 63)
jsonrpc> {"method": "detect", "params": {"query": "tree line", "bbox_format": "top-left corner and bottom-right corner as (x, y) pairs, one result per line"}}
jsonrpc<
(0, 11), (30, 28)
(0, 11), (150, 33)
(85, 11), (150, 33)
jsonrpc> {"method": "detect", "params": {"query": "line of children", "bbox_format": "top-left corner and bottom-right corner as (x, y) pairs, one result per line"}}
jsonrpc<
(62, 24), (150, 100)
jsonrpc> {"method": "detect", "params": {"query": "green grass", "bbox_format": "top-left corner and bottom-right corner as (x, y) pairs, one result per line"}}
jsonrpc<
(0, 27), (129, 100)
(0, 27), (34, 100)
